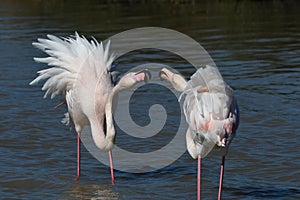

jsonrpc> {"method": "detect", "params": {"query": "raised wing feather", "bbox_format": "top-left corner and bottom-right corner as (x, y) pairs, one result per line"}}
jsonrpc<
(30, 32), (114, 99)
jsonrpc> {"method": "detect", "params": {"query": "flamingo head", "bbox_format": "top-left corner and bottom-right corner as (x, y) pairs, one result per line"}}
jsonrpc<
(159, 67), (187, 92)
(116, 69), (151, 90)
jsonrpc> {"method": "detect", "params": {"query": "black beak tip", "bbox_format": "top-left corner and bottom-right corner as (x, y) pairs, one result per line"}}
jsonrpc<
(159, 70), (167, 81)
(144, 69), (151, 83)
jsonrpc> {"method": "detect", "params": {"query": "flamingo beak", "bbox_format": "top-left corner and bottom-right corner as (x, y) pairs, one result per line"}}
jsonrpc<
(159, 70), (168, 81)
(134, 69), (151, 83)
(159, 68), (172, 81)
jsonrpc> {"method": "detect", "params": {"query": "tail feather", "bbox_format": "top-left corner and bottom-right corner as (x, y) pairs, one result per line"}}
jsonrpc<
(30, 32), (114, 99)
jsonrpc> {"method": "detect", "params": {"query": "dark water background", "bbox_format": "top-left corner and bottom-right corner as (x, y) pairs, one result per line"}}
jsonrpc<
(1, 0), (299, 199)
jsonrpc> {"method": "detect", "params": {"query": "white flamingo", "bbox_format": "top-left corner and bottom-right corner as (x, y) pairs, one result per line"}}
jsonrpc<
(160, 66), (239, 200)
(30, 33), (150, 184)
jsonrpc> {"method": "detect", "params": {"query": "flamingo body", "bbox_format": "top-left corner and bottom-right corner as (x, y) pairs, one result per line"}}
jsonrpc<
(30, 33), (150, 183)
(160, 66), (239, 200)
(182, 66), (239, 158)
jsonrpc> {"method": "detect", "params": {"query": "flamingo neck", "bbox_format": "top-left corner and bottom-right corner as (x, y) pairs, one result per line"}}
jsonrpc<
(89, 85), (118, 152)
(102, 86), (118, 151)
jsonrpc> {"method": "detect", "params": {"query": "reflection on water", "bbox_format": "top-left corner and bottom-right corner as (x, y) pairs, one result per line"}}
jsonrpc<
(65, 184), (119, 200)
(1, 0), (300, 199)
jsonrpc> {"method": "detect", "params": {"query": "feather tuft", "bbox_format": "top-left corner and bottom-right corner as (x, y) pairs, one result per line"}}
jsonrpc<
(30, 33), (115, 99)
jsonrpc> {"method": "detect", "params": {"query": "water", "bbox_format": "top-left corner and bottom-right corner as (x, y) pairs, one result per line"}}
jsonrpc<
(1, 0), (300, 199)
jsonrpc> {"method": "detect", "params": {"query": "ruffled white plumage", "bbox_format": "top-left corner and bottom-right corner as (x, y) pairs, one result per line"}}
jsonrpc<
(30, 33), (115, 128)
(30, 32), (114, 100)
(181, 65), (236, 158)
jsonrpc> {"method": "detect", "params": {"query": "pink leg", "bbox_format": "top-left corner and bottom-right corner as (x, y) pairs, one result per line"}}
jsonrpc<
(75, 132), (81, 181)
(218, 156), (225, 200)
(54, 101), (66, 109)
(109, 151), (115, 185)
(198, 155), (201, 200)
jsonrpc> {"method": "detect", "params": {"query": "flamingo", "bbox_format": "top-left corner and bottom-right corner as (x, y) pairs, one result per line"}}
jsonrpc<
(30, 33), (150, 184)
(160, 66), (239, 200)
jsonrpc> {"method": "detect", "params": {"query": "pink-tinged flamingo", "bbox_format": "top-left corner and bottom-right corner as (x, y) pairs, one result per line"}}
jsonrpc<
(160, 66), (239, 200)
(30, 33), (150, 184)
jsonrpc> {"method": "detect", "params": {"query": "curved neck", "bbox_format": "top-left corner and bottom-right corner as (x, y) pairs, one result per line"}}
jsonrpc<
(90, 85), (120, 152)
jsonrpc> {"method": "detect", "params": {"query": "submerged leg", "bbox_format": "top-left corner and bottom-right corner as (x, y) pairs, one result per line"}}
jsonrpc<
(218, 156), (225, 200)
(198, 155), (201, 200)
(75, 132), (81, 181)
(109, 151), (115, 185)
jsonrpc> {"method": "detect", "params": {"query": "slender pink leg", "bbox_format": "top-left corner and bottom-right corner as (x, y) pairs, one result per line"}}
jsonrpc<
(198, 155), (201, 200)
(54, 101), (66, 109)
(75, 132), (81, 181)
(218, 156), (225, 200)
(109, 151), (115, 185)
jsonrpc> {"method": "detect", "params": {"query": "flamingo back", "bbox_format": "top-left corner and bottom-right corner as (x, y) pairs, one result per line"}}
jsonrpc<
(182, 65), (238, 158)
